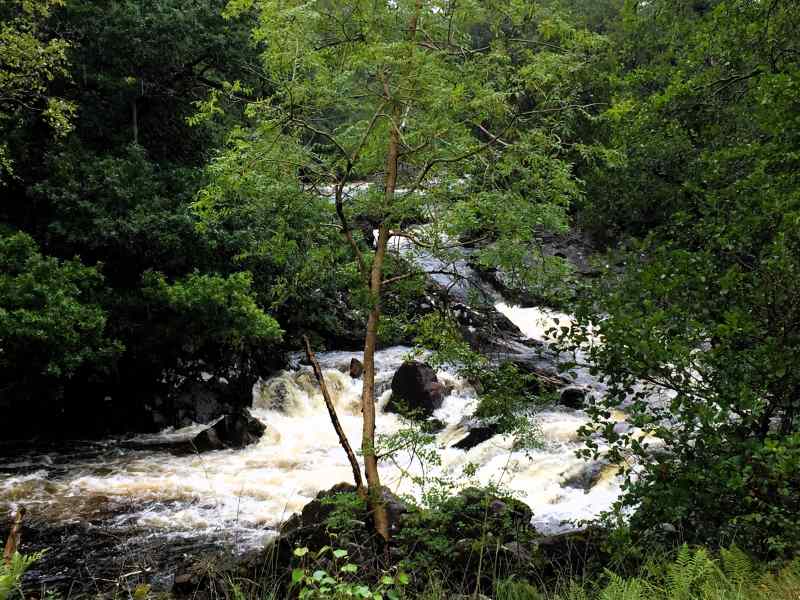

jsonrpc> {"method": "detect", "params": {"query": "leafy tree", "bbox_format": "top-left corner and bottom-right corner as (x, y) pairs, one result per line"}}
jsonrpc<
(137, 270), (283, 384)
(0, 0), (74, 178)
(57, 0), (259, 162)
(200, 0), (601, 540)
(0, 1), (289, 432)
(563, 0), (800, 559)
(0, 231), (119, 411)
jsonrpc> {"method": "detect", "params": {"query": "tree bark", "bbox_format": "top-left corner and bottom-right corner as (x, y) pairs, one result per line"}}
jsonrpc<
(361, 223), (392, 542)
(303, 336), (367, 500)
(131, 98), (138, 145)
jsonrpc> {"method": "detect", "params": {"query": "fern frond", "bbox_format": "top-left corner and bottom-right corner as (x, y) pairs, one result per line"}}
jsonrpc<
(0, 551), (46, 600)
(599, 572), (648, 600)
(720, 546), (753, 588)
(665, 545), (723, 600)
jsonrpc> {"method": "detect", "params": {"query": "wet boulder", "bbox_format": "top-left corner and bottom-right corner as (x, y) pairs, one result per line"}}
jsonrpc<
(297, 483), (358, 533)
(452, 419), (498, 450)
(147, 375), (257, 430)
(396, 486), (538, 585)
(453, 302), (527, 356)
(279, 483), (407, 556)
(190, 410), (265, 452)
(561, 460), (607, 491)
(416, 487), (534, 540)
(349, 358), (364, 379)
(559, 386), (586, 409)
(386, 361), (444, 418)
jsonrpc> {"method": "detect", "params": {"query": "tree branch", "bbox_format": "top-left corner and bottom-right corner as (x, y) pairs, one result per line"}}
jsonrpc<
(335, 186), (368, 279)
(381, 272), (416, 286)
(303, 336), (366, 499)
(334, 103), (388, 280)
(399, 114), (520, 200)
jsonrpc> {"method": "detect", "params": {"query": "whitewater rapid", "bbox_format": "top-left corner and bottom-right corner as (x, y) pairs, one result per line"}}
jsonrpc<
(0, 307), (627, 550)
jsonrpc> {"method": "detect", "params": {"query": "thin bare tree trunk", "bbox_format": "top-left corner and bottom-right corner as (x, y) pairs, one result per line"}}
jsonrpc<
(361, 223), (392, 542)
(132, 99), (138, 145)
(360, 0), (424, 546)
(3, 506), (25, 563)
(303, 336), (367, 500)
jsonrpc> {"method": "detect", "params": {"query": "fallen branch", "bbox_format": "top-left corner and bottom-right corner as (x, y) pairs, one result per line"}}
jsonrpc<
(302, 336), (367, 499)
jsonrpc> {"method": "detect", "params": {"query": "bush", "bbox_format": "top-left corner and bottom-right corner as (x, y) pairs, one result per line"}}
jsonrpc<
(0, 231), (119, 402)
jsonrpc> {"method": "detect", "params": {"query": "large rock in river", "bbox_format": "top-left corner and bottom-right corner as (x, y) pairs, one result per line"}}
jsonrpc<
(349, 357), (364, 379)
(559, 386), (586, 409)
(452, 419), (498, 450)
(385, 361), (444, 418)
(190, 410), (265, 452)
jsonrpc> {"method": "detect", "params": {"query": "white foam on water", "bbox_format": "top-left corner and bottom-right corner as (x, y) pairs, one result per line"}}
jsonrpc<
(495, 304), (570, 343)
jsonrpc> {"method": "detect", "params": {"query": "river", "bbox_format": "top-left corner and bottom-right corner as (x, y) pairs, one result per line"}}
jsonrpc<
(0, 303), (637, 588)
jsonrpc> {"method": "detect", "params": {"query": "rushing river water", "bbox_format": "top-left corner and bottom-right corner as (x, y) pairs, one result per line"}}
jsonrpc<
(0, 305), (630, 561)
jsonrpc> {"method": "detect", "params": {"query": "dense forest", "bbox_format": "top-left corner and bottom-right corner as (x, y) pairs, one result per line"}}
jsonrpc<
(1, 0), (799, 598)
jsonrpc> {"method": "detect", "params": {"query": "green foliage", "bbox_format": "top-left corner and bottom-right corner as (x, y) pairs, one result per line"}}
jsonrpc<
(194, 140), (366, 342)
(393, 486), (537, 583)
(472, 362), (545, 449)
(33, 144), (207, 276)
(317, 491), (368, 534)
(376, 424), (460, 507)
(581, 0), (800, 242)
(409, 312), (486, 378)
(0, 0), (321, 429)
(577, 545), (800, 600)
(567, 244), (800, 557)
(0, 551), (46, 600)
(224, 543), (800, 600)
(58, 0), (257, 162)
(199, 0), (602, 326)
(495, 578), (544, 600)
(410, 312), (545, 441)
(0, 231), (118, 386)
(559, 0), (800, 560)
(0, 0), (74, 178)
(142, 270), (282, 351)
(290, 546), (409, 600)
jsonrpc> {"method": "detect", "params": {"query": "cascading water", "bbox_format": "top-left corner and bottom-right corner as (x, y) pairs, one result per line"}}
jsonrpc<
(1, 308), (629, 556)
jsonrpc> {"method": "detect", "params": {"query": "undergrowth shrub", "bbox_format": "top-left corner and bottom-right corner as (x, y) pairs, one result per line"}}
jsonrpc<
(585, 545), (800, 600)
(0, 551), (45, 600)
